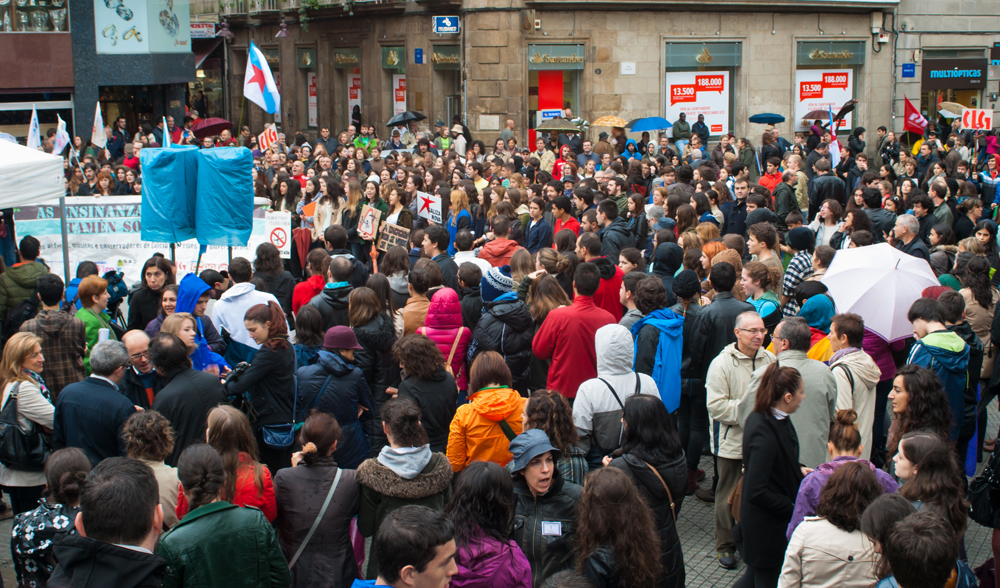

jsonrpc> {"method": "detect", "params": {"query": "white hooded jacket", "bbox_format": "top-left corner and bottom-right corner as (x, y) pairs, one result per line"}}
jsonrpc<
(830, 350), (881, 460)
(210, 282), (284, 361)
(573, 324), (659, 455)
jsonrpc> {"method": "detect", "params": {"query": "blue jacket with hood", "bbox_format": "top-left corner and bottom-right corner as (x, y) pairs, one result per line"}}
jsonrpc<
(624, 139), (641, 161)
(176, 274), (230, 373)
(631, 308), (685, 413)
(296, 349), (373, 469)
(906, 329), (969, 441)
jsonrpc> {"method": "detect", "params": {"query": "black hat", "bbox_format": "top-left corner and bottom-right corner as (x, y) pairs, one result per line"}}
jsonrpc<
(599, 132), (609, 140)
(672, 270), (701, 299)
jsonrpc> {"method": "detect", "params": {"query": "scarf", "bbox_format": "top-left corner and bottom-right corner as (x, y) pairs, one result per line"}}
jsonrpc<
(377, 444), (432, 480)
(829, 346), (861, 366)
(23, 369), (51, 402)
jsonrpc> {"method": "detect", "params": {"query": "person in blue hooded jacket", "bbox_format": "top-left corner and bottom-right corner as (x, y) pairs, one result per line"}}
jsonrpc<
(905, 297), (970, 442)
(624, 139), (642, 162)
(175, 273), (226, 356)
(630, 277), (684, 415)
(296, 326), (374, 469)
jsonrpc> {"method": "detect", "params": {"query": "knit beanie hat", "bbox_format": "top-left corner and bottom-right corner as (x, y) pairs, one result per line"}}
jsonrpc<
(481, 265), (515, 303)
(787, 227), (814, 252)
(672, 270), (701, 300)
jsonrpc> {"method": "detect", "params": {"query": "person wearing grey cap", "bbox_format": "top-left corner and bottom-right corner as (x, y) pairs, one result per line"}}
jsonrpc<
(511, 429), (581, 588)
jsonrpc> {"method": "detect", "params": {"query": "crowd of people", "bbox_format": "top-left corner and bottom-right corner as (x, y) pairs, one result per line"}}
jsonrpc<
(5, 112), (1000, 588)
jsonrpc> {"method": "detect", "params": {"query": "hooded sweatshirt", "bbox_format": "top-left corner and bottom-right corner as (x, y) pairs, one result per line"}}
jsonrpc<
(478, 238), (520, 268)
(210, 282), (283, 365)
(452, 535), (532, 588)
(830, 349), (882, 460)
(533, 295), (616, 399)
(590, 256), (624, 321)
(573, 324), (659, 456)
(309, 282), (353, 332)
(417, 287), (472, 389)
(176, 274), (228, 372)
(650, 243), (683, 307)
(292, 274), (325, 316)
(447, 385), (525, 472)
(906, 329), (970, 440)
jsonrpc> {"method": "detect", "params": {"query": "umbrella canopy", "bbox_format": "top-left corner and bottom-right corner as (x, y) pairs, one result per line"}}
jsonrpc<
(386, 111), (427, 126)
(749, 113), (786, 125)
(191, 117), (233, 139)
(628, 117), (672, 132)
(592, 115), (628, 128)
(820, 243), (940, 342)
(535, 118), (582, 132)
(937, 101), (965, 119)
(803, 110), (830, 121)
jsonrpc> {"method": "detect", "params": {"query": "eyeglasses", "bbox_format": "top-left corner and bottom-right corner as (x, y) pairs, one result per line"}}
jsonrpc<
(738, 328), (768, 336)
(129, 350), (150, 361)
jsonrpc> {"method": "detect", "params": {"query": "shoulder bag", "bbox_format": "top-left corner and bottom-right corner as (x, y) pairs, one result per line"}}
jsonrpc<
(643, 461), (677, 521)
(0, 382), (51, 471)
(970, 444), (1000, 528)
(444, 329), (463, 385)
(287, 467), (343, 569)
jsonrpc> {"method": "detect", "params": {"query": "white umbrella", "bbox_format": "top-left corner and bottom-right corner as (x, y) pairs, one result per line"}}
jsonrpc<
(820, 243), (940, 342)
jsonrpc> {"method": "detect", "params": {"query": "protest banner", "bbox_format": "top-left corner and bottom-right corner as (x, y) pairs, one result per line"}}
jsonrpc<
(358, 205), (382, 241)
(13, 196), (270, 284)
(416, 190), (442, 224)
(376, 222), (411, 252)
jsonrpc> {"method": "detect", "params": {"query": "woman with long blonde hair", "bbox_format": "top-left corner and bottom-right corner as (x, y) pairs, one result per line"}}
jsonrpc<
(160, 313), (228, 374)
(0, 333), (53, 514)
(447, 188), (473, 255)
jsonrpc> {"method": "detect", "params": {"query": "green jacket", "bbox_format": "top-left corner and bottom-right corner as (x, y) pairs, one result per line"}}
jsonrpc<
(74, 307), (117, 375)
(157, 501), (290, 588)
(0, 261), (47, 320)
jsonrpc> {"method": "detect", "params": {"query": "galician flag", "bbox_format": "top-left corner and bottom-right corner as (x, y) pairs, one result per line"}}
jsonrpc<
(52, 114), (71, 155)
(91, 102), (107, 149)
(162, 116), (171, 148)
(828, 106), (841, 169)
(244, 40), (280, 114)
(26, 105), (41, 151)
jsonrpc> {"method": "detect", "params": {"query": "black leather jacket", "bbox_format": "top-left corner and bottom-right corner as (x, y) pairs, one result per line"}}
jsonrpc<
(694, 292), (753, 379)
(513, 470), (582, 588)
(468, 297), (534, 391)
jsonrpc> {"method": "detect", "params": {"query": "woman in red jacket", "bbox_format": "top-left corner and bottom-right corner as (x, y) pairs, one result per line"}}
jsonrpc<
(417, 287), (472, 392)
(175, 405), (277, 522)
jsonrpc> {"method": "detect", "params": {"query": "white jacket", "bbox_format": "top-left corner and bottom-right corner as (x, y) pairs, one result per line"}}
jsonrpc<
(210, 282), (284, 352)
(0, 380), (53, 487)
(574, 324), (659, 455)
(830, 350), (881, 460)
(778, 517), (876, 588)
(706, 343), (775, 460)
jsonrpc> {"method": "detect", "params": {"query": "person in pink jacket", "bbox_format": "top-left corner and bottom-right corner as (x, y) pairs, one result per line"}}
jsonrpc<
(418, 287), (472, 391)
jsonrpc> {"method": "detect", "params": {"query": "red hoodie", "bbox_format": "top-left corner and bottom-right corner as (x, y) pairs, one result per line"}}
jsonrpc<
(292, 274), (326, 315)
(759, 171), (782, 193)
(590, 256), (624, 321)
(532, 295), (615, 398)
(478, 238), (521, 268)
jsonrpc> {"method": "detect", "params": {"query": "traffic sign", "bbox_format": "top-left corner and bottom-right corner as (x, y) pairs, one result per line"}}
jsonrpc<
(433, 16), (459, 34)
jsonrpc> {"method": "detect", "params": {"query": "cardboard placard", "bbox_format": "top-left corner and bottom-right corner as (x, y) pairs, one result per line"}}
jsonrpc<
(416, 190), (443, 224)
(377, 221), (411, 252)
(358, 205), (382, 241)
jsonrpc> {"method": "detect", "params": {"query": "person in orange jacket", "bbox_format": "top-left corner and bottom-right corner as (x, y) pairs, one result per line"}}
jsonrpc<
(447, 351), (525, 472)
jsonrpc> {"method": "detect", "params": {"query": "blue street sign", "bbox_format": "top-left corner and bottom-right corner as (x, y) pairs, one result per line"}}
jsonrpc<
(433, 16), (459, 34)
(902, 63), (915, 78)
(415, 48), (424, 64)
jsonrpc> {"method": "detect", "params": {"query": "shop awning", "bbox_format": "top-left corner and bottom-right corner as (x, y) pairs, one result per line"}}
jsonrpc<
(193, 38), (223, 70)
(0, 141), (66, 208)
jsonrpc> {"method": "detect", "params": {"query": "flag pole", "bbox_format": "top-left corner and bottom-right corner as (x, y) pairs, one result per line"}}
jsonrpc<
(237, 96), (246, 139)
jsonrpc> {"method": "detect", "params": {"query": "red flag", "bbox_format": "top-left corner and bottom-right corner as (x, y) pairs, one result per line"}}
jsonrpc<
(904, 96), (928, 135)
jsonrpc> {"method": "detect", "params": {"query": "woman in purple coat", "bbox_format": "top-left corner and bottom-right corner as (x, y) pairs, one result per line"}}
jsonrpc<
(787, 409), (898, 539)
(445, 461), (531, 588)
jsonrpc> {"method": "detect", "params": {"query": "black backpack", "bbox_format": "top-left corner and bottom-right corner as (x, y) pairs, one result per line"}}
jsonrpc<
(2, 290), (40, 345)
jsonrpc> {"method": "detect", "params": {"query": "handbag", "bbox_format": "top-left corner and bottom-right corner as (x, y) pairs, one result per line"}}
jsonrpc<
(261, 376), (301, 450)
(443, 329), (463, 380)
(0, 382), (50, 471)
(287, 467), (343, 569)
(969, 444), (1000, 528)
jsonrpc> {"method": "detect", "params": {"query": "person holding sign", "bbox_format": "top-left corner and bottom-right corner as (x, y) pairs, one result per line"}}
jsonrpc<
(385, 184), (414, 230)
(341, 179), (366, 262)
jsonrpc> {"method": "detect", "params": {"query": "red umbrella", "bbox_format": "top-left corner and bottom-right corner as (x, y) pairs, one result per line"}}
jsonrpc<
(292, 228), (312, 275)
(191, 117), (233, 139)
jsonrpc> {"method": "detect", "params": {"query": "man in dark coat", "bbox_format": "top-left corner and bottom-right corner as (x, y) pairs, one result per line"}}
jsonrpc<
(596, 200), (633, 262)
(468, 266), (533, 393)
(120, 330), (165, 409)
(149, 333), (227, 466)
(808, 159), (846, 222)
(423, 225), (461, 293)
(694, 262), (754, 378)
(309, 256), (354, 332)
(54, 341), (137, 466)
(457, 263), (484, 332)
(324, 225), (369, 289)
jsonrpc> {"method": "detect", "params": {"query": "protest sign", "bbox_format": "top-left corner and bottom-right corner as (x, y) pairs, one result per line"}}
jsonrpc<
(377, 222), (411, 252)
(416, 191), (442, 224)
(358, 205), (383, 241)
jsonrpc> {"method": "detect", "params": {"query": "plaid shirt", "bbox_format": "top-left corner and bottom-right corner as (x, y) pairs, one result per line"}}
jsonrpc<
(781, 251), (814, 317)
(21, 310), (87, 399)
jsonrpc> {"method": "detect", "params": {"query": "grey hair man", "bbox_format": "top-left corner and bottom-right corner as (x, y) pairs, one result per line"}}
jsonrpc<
(53, 340), (139, 466)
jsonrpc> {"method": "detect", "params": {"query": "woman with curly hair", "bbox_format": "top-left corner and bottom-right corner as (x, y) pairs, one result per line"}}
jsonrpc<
(608, 394), (685, 588)
(886, 364), (953, 464)
(576, 467), (662, 588)
(894, 431), (969, 540)
(122, 410), (180, 528)
(520, 390), (588, 485)
(959, 255), (998, 378)
(446, 461), (531, 588)
(779, 462), (883, 588)
(393, 334), (457, 453)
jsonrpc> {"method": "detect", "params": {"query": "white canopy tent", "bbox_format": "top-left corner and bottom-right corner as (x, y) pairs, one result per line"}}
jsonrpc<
(0, 140), (66, 208)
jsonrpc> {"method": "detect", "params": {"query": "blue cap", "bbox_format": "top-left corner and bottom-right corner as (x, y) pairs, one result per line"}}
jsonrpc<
(509, 429), (561, 473)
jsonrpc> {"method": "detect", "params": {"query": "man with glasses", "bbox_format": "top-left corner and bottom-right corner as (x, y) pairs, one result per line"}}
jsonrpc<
(737, 316), (838, 469)
(704, 310), (774, 570)
(53, 341), (138, 466)
(120, 330), (164, 409)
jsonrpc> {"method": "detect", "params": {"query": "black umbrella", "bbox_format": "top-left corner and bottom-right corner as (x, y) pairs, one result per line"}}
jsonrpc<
(386, 111), (427, 127)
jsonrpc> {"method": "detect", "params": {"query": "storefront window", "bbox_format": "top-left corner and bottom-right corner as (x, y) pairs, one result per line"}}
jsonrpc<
(794, 41), (865, 135)
(919, 56), (987, 138)
(381, 46), (406, 125)
(0, 0), (69, 32)
(528, 44), (584, 146)
(0, 94), (73, 143)
(664, 42), (740, 138)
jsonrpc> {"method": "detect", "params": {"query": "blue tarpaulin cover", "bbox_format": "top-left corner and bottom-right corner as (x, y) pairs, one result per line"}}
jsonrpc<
(195, 147), (254, 246)
(139, 145), (199, 243)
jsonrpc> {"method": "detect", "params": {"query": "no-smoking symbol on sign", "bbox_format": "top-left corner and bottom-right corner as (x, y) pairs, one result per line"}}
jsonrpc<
(270, 227), (287, 248)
